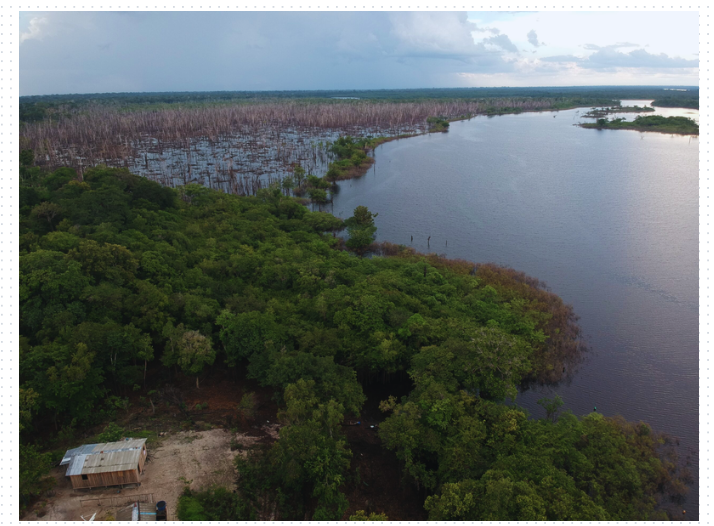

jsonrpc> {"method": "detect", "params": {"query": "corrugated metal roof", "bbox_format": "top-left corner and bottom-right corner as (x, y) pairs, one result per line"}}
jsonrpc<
(60, 444), (97, 466)
(66, 454), (88, 477)
(62, 438), (147, 475)
(79, 449), (144, 475)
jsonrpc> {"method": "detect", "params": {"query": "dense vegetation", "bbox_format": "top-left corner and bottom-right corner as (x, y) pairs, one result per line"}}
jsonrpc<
(580, 115), (699, 135)
(427, 117), (451, 132)
(19, 156), (687, 518)
(652, 96), (699, 109)
(20, 85), (698, 111)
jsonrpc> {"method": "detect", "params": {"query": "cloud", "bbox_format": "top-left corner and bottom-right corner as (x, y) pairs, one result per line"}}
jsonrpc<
(541, 47), (698, 69)
(18, 12), (699, 95)
(540, 54), (582, 63)
(582, 42), (638, 51)
(483, 34), (519, 53)
(588, 48), (698, 68)
(527, 29), (542, 47)
(20, 16), (48, 44)
(474, 25), (500, 35)
(388, 12), (483, 60)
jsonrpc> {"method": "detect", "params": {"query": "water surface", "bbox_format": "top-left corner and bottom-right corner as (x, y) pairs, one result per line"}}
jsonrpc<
(330, 105), (699, 517)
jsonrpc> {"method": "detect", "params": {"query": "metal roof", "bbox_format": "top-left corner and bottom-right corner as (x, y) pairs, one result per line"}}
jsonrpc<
(60, 444), (97, 466)
(66, 454), (88, 477)
(78, 449), (144, 475)
(62, 438), (147, 475)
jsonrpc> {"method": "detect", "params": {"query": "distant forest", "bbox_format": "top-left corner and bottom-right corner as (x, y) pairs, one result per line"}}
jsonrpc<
(19, 86), (699, 123)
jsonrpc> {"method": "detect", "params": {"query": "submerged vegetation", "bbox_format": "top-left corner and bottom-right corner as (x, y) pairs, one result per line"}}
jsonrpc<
(19, 156), (689, 518)
(20, 92), (645, 194)
(580, 115), (699, 135)
(19, 86), (697, 200)
(582, 105), (655, 118)
(19, 99), (573, 184)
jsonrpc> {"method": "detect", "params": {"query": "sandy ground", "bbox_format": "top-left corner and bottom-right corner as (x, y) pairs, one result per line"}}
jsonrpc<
(23, 428), (267, 521)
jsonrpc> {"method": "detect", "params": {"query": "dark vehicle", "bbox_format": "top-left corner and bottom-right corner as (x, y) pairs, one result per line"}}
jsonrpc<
(156, 501), (167, 521)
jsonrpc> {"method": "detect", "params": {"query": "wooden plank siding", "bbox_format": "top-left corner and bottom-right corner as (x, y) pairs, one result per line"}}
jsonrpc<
(69, 444), (148, 490)
(138, 444), (147, 472)
(69, 468), (140, 489)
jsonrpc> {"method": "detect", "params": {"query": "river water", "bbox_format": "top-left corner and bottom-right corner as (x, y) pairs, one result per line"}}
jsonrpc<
(330, 102), (700, 517)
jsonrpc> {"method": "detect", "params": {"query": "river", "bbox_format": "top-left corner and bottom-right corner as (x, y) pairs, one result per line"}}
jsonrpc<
(329, 102), (700, 517)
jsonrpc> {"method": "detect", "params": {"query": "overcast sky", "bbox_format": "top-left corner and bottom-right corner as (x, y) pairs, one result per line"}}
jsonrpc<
(19, 11), (699, 96)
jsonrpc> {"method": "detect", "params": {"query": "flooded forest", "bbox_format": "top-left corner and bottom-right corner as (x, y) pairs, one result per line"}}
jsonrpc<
(20, 87), (662, 195)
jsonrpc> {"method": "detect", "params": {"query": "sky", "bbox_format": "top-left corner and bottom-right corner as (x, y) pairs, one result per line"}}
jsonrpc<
(19, 11), (699, 96)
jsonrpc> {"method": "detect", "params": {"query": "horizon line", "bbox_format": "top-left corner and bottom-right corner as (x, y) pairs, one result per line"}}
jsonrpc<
(20, 84), (700, 98)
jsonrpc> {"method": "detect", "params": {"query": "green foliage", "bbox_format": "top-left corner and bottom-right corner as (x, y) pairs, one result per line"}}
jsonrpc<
(18, 163), (681, 518)
(162, 322), (215, 387)
(382, 373), (683, 520)
(177, 486), (256, 521)
(95, 422), (125, 442)
(349, 510), (389, 520)
(237, 391), (257, 421)
(20, 443), (55, 508)
(652, 96), (699, 109)
(584, 115), (698, 135)
(235, 380), (351, 520)
(20, 149), (35, 167)
(323, 136), (386, 182)
(19, 86), (698, 109)
(537, 394), (564, 423)
(427, 116), (451, 132)
(344, 206), (378, 256)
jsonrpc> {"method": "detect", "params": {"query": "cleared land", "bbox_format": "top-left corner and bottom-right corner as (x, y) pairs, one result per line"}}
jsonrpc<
(21, 427), (275, 521)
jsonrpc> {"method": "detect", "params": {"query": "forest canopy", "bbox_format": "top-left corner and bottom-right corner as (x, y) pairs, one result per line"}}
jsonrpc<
(19, 161), (688, 518)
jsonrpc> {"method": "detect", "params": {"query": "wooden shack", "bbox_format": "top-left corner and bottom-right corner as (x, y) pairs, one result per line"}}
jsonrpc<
(60, 438), (148, 490)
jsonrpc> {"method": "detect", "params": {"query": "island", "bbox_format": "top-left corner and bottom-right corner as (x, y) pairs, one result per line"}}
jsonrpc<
(581, 105), (655, 119)
(579, 115), (699, 135)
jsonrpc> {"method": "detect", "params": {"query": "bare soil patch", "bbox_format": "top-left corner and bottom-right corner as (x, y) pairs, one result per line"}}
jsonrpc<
(22, 428), (272, 522)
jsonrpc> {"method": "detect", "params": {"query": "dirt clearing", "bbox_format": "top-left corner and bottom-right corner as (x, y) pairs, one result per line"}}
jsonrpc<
(23, 428), (266, 521)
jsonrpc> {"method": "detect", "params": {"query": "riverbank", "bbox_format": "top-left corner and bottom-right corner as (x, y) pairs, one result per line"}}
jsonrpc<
(330, 100), (632, 183)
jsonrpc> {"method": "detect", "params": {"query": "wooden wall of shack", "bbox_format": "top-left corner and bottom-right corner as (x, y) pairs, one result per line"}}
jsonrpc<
(68, 444), (147, 489)
(69, 468), (140, 489)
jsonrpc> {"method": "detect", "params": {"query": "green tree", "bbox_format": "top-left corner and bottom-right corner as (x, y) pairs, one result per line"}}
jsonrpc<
(281, 175), (295, 196)
(162, 323), (215, 388)
(308, 188), (328, 204)
(20, 149), (34, 167)
(345, 205), (378, 228)
(344, 206), (378, 257)
(235, 380), (352, 520)
(20, 443), (55, 509)
(30, 202), (63, 230)
(537, 394), (564, 423)
(293, 165), (306, 188)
